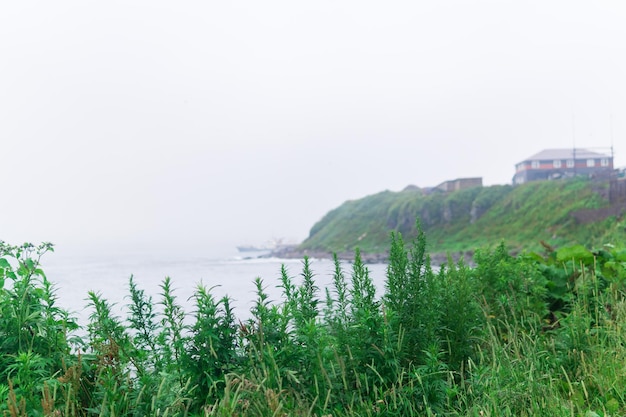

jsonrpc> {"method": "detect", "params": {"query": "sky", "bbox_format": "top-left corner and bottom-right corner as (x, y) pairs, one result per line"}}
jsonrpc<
(1, 1), (625, 256)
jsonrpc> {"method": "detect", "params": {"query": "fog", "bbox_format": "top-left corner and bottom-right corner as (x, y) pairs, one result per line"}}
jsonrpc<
(1, 1), (625, 256)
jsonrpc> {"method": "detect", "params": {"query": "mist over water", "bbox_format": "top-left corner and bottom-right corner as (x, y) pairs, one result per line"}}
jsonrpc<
(43, 246), (388, 328)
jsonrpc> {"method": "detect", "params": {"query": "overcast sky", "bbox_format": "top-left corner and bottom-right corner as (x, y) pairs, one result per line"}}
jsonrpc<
(1, 1), (625, 255)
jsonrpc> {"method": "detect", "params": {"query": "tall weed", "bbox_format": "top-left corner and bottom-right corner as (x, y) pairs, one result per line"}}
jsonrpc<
(3, 229), (626, 416)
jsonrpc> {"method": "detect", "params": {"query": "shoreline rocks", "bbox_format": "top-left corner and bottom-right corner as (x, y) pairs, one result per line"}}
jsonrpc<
(266, 245), (474, 266)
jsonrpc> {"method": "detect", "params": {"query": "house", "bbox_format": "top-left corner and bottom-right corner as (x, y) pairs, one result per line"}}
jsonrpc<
(434, 177), (483, 192)
(513, 148), (613, 185)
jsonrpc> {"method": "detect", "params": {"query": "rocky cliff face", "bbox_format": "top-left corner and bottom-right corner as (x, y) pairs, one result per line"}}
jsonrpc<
(470, 200), (486, 224)
(301, 179), (619, 256)
(386, 186), (510, 236)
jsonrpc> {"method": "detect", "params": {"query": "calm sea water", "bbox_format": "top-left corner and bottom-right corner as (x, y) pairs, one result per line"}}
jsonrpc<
(42, 248), (388, 328)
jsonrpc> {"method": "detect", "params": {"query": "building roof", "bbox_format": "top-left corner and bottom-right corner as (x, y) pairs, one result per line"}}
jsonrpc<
(522, 148), (611, 161)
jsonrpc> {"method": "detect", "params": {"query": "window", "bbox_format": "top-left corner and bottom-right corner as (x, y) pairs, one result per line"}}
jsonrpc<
(553, 160), (562, 168)
(531, 161), (540, 169)
(566, 159), (575, 168)
(587, 159), (596, 167)
(600, 158), (610, 167)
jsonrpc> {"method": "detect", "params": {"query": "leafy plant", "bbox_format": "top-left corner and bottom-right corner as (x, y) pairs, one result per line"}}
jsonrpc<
(0, 242), (78, 415)
(3, 227), (626, 416)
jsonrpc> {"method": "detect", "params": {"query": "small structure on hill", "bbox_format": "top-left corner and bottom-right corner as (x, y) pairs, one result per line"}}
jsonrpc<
(434, 177), (483, 192)
(513, 148), (614, 185)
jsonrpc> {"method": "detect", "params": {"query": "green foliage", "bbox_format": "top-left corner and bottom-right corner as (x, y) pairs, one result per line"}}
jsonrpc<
(473, 242), (549, 329)
(4, 229), (626, 416)
(439, 258), (482, 371)
(126, 275), (159, 372)
(158, 276), (187, 381)
(384, 222), (483, 392)
(462, 243), (626, 417)
(0, 242), (79, 415)
(301, 177), (617, 255)
(385, 224), (442, 367)
(184, 286), (238, 408)
(305, 191), (397, 253)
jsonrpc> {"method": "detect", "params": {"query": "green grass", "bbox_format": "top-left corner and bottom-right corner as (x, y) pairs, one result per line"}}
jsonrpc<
(2, 231), (626, 416)
(301, 177), (618, 255)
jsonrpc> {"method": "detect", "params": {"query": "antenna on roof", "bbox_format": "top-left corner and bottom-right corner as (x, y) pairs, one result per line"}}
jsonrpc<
(610, 114), (614, 165)
(572, 112), (577, 176)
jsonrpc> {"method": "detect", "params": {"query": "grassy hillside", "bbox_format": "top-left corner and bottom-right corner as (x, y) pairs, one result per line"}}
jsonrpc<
(301, 177), (625, 255)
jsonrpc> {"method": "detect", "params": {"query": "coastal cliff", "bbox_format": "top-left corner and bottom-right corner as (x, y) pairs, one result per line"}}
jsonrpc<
(290, 177), (626, 262)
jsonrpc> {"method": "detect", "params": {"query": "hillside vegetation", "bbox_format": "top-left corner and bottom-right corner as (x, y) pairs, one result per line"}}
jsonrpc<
(301, 177), (625, 255)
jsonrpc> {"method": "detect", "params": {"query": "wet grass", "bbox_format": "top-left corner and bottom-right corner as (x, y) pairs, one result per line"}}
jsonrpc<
(1, 231), (626, 416)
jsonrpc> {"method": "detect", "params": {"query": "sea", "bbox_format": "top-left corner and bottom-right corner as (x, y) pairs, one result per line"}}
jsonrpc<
(42, 247), (389, 329)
